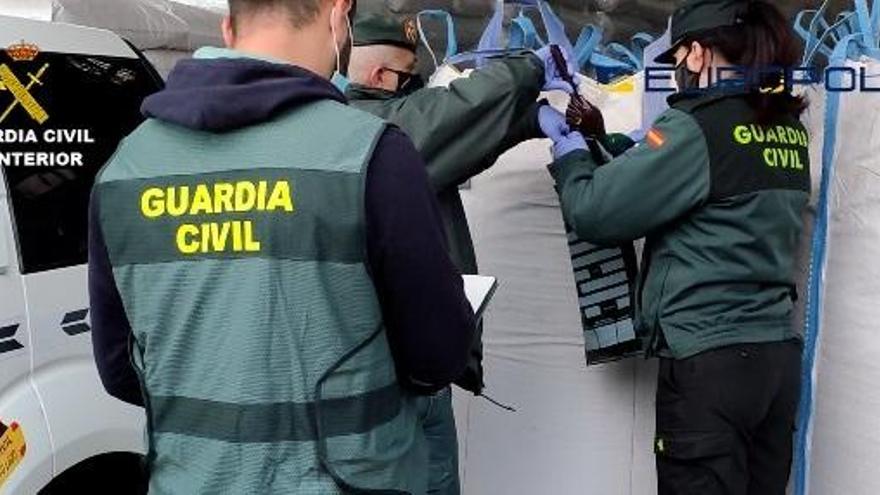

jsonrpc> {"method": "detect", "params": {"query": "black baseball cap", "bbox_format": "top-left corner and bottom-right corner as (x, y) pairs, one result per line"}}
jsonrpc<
(655, 0), (749, 64)
(353, 13), (419, 53)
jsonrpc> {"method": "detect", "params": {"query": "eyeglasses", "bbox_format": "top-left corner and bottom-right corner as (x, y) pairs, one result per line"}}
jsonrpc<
(383, 67), (419, 90)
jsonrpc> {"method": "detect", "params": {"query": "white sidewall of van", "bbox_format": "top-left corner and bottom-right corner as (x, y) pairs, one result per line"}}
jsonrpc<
(0, 382), (54, 495)
(0, 14), (152, 491)
(0, 169), (53, 494)
(25, 266), (146, 477)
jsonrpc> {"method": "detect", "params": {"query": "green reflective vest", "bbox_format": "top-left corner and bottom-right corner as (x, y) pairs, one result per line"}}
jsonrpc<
(94, 99), (428, 494)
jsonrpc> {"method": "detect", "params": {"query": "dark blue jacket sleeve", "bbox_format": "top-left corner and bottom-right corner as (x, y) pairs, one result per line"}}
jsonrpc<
(365, 127), (477, 394)
(88, 191), (144, 407)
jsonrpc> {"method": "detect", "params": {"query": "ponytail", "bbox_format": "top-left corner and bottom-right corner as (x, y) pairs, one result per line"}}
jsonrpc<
(690, 0), (807, 123)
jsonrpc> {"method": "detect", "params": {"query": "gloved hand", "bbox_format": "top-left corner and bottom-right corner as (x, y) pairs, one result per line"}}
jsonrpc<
(567, 95), (606, 138)
(539, 105), (588, 159)
(535, 45), (579, 93)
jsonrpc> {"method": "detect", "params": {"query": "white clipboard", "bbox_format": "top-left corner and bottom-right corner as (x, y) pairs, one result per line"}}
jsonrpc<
(463, 275), (499, 320)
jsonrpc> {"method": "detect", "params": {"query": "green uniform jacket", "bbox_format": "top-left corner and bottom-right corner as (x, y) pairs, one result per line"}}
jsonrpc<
(551, 90), (811, 359)
(346, 52), (544, 274)
(346, 52), (544, 392)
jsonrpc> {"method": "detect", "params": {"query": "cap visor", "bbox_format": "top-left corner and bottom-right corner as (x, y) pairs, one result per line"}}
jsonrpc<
(654, 46), (677, 64)
(353, 40), (417, 53)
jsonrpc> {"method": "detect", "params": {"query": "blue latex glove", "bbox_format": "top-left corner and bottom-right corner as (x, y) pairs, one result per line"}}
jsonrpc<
(535, 45), (579, 93)
(539, 105), (588, 159)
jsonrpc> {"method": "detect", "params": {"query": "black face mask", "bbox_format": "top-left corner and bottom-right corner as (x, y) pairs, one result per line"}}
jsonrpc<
(386, 68), (425, 96)
(674, 48), (701, 93)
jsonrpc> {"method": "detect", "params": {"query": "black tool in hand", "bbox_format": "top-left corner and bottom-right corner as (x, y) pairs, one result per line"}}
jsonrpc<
(549, 45), (607, 139)
(548, 45), (608, 163)
(549, 44), (581, 99)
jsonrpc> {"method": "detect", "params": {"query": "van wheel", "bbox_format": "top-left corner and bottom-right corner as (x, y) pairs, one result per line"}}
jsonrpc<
(39, 452), (147, 494)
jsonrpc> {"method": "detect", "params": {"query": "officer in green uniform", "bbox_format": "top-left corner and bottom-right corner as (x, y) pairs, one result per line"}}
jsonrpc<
(540, 1), (809, 493)
(347, 14), (546, 284)
(88, 1), (477, 493)
(346, 14), (571, 495)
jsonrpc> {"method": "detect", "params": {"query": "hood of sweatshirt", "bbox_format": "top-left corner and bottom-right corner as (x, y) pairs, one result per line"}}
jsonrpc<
(142, 47), (345, 132)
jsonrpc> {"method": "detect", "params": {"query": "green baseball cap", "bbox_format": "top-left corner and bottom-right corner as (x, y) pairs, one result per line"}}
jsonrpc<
(654, 0), (749, 64)
(353, 13), (420, 53)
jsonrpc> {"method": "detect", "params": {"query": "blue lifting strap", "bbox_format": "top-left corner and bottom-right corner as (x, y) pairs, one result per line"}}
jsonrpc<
(417, 9), (459, 68)
(794, 16), (880, 491)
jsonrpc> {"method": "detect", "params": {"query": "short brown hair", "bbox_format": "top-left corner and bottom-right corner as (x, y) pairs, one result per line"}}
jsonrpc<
(229, 0), (324, 29)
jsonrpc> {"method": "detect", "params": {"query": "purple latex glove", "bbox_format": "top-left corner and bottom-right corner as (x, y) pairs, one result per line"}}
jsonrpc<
(539, 105), (588, 159)
(535, 45), (579, 93)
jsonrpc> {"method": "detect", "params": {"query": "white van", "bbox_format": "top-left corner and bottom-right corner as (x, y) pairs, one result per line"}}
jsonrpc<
(0, 15), (162, 494)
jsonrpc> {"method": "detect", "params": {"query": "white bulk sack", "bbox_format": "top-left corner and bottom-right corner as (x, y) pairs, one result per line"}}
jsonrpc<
(424, 2), (658, 490)
(51, 0), (223, 51)
(452, 76), (655, 493)
(800, 54), (880, 495)
(142, 48), (192, 78)
(577, 73), (644, 136)
(50, 0), (225, 79)
(641, 22), (672, 132)
(457, 134), (658, 495)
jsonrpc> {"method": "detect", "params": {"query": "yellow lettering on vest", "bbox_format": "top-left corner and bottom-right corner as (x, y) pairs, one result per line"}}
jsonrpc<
(266, 181), (295, 212)
(257, 181), (268, 211)
(775, 126), (789, 145)
(166, 186), (189, 216)
(765, 128), (779, 143)
(176, 224), (200, 254)
(210, 221), (231, 251)
(786, 128), (800, 147)
(213, 183), (235, 213)
(234, 181), (257, 211)
(801, 130), (809, 148)
(794, 150), (804, 170)
(779, 148), (791, 168)
(200, 223), (211, 253)
(733, 125), (751, 144)
(750, 125), (765, 143)
(764, 148), (778, 167)
(243, 221), (261, 251)
(190, 184), (214, 215)
(141, 188), (165, 218)
(176, 221), (263, 254)
(232, 220), (244, 251)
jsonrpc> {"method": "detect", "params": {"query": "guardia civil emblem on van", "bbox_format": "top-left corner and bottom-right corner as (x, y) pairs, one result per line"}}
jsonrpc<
(5, 40), (39, 62)
(0, 40), (50, 125)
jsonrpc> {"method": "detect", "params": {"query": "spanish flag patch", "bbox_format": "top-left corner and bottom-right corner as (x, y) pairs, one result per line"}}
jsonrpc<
(646, 128), (666, 149)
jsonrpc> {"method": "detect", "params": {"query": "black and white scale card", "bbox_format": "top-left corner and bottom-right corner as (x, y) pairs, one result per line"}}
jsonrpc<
(565, 228), (642, 365)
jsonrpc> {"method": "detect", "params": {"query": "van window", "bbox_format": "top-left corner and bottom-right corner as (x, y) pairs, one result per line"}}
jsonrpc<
(0, 48), (162, 274)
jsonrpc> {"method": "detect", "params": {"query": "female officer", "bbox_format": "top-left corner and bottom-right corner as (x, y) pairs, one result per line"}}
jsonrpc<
(539, 0), (810, 493)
